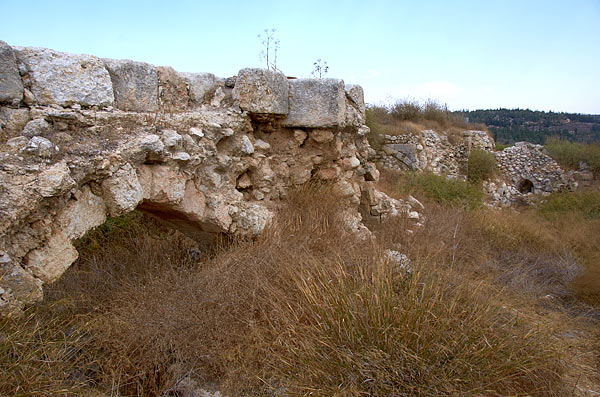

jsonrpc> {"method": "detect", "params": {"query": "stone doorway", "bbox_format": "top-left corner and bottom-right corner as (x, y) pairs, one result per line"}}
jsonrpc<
(518, 178), (534, 194)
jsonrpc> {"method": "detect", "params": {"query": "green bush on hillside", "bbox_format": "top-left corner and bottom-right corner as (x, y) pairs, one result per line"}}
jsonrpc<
(538, 190), (600, 220)
(545, 137), (600, 176)
(468, 149), (496, 183)
(401, 172), (484, 209)
(365, 107), (385, 150)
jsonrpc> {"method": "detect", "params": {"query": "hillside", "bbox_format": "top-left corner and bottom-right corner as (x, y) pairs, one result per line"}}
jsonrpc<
(454, 109), (600, 145)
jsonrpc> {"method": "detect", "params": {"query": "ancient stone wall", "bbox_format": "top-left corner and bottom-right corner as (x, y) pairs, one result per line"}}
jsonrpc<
(494, 142), (576, 193)
(376, 129), (494, 176)
(375, 128), (576, 205)
(0, 42), (420, 313)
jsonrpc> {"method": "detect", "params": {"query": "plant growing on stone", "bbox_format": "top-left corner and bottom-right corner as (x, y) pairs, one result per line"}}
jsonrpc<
(467, 148), (496, 183)
(311, 59), (329, 78)
(258, 28), (280, 72)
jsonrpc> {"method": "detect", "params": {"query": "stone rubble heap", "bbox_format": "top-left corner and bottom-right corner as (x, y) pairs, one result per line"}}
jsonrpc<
(0, 41), (422, 313)
(494, 142), (577, 194)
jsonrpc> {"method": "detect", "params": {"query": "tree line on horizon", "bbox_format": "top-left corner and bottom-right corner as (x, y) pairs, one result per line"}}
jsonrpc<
(452, 108), (600, 145)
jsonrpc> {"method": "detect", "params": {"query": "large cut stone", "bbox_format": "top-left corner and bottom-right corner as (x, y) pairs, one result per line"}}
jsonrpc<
(183, 72), (218, 104)
(101, 163), (144, 216)
(233, 68), (288, 115)
(15, 47), (113, 107)
(158, 66), (189, 111)
(103, 58), (158, 112)
(56, 186), (107, 240)
(25, 230), (78, 283)
(284, 78), (346, 128)
(345, 84), (365, 118)
(0, 41), (23, 105)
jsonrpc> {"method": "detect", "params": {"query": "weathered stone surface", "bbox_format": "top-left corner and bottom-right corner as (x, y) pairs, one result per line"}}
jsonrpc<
(0, 107), (30, 139)
(232, 68), (288, 115)
(0, 262), (43, 311)
(0, 41), (23, 105)
(345, 84), (366, 117)
(56, 186), (107, 240)
(25, 230), (78, 283)
(103, 58), (158, 112)
(158, 66), (189, 111)
(162, 129), (182, 148)
(16, 47), (113, 107)
(23, 119), (50, 137)
(183, 72), (218, 105)
(0, 45), (408, 315)
(241, 135), (254, 154)
(284, 78), (346, 128)
(35, 162), (76, 197)
(495, 142), (575, 194)
(23, 136), (55, 157)
(101, 163), (144, 216)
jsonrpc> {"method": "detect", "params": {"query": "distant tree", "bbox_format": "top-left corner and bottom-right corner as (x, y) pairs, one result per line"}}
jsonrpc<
(311, 59), (329, 78)
(258, 28), (280, 72)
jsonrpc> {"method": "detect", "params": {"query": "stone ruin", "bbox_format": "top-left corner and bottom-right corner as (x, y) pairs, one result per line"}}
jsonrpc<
(375, 128), (579, 207)
(0, 41), (423, 314)
(377, 129), (494, 175)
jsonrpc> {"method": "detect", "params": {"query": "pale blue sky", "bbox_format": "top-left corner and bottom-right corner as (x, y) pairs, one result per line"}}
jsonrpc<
(1, 0), (599, 113)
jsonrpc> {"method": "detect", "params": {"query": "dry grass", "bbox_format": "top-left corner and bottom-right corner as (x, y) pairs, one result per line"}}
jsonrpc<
(2, 179), (599, 395)
(366, 100), (489, 139)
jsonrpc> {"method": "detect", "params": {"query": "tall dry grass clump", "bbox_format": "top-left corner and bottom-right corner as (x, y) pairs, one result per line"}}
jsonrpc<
(1, 181), (577, 395)
(86, 183), (562, 395)
(365, 98), (489, 143)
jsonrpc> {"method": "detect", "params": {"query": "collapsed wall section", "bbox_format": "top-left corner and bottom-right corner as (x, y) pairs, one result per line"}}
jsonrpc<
(0, 42), (420, 314)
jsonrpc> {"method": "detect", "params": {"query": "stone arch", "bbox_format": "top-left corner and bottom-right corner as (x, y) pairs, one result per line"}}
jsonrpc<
(518, 178), (534, 194)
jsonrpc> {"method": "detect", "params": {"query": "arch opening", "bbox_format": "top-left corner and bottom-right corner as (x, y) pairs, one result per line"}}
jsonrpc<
(518, 178), (534, 194)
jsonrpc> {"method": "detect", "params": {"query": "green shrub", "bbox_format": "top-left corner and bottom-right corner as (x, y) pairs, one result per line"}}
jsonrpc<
(538, 190), (600, 220)
(545, 137), (600, 176)
(365, 106), (385, 150)
(468, 149), (496, 183)
(401, 172), (484, 209)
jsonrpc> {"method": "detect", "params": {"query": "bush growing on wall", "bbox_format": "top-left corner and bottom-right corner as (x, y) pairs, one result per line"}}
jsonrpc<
(468, 148), (496, 183)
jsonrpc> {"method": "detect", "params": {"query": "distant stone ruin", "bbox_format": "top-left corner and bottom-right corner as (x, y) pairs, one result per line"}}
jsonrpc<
(375, 129), (577, 206)
(0, 41), (422, 313)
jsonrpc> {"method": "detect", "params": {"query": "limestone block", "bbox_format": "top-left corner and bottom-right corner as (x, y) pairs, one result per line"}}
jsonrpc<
(23, 119), (50, 137)
(241, 135), (254, 154)
(158, 66), (189, 111)
(25, 230), (78, 283)
(35, 162), (76, 198)
(284, 78), (346, 128)
(0, 107), (31, 137)
(139, 164), (187, 204)
(182, 72), (218, 104)
(345, 84), (365, 117)
(232, 68), (288, 115)
(234, 204), (273, 236)
(0, 41), (24, 105)
(16, 47), (113, 107)
(0, 263), (43, 310)
(23, 136), (55, 158)
(101, 163), (143, 216)
(310, 129), (334, 143)
(343, 156), (360, 170)
(179, 180), (206, 222)
(56, 186), (107, 240)
(103, 58), (158, 112)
